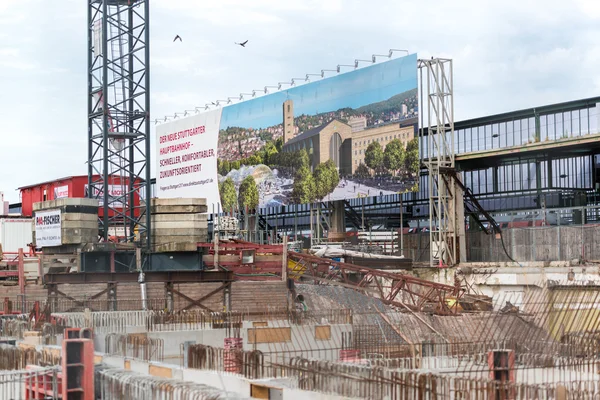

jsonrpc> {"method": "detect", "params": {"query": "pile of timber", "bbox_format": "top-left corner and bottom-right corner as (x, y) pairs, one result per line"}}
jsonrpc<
(33, 198), (99, 246)
(150, 198), (208, 252)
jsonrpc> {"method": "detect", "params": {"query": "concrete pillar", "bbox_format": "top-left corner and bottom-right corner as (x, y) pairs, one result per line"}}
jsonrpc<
(329, 200), (346, 241)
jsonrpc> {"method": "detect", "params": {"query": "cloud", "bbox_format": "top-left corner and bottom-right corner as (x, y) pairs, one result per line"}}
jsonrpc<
(1, 0), (600, 203)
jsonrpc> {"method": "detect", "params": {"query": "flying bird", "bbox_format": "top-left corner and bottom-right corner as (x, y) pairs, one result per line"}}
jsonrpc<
(235, 40), (248, 47)
(173, 35), (182, 42)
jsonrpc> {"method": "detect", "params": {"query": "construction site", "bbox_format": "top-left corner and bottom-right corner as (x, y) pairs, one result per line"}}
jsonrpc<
(2, 1), (600, 399)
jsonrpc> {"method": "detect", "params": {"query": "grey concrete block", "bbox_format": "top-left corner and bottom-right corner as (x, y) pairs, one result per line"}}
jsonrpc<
(152, 213), (208, 222)
(62, 220), (99, 230)
(152, 221), (208, 230)
(151, 235), (208, 244)
(62, 213), (98, 222)
(150, 205), (208, 214)
(151, 198), (207, 206)
(33, 198), (99, 211)
(152, 228), (208, 237)
(61, 228), (99, 237)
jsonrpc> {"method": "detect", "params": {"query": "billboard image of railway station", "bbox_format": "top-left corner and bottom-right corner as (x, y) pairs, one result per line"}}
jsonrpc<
(156, 53), (419, 210)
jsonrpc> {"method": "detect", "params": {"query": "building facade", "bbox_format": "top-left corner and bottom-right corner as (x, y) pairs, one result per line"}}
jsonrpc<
(350, 123), (415, 173)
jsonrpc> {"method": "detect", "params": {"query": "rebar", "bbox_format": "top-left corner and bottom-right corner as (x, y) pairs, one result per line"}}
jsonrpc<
(105, 333), (164, 362)
(97, 366), (250, 399)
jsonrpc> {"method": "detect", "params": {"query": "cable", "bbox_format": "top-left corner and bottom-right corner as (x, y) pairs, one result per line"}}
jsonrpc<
(497, 228), (524, 268)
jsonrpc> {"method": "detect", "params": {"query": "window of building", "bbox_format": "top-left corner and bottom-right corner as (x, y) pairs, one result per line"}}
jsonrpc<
(572, 110), (581, 136)
(581, 108), (589, 135)
(555, 113), (564, 139)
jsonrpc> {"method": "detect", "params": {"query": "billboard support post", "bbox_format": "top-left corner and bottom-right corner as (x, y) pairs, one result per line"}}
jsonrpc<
(418, 58), (464, 267)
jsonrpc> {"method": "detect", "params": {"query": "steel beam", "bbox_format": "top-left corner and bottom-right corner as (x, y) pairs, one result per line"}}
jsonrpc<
(43, 270), (232, 284)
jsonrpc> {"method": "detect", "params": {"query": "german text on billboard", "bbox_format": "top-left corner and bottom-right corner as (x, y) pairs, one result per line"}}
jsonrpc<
(156, 53), (419, 210)
(34, 209), (62, 247)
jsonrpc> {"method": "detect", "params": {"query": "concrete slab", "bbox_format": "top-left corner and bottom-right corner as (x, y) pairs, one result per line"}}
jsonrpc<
(152, 221), (208, 229)
(62, 220), (99, 230)
(62, 213), (99, 222)
(153, 213), (208, 222)
(152, 228), (209, 236)
(151, 205), (208, 214)
(151, 198), (207, 206)
(33, 198), (99, 211)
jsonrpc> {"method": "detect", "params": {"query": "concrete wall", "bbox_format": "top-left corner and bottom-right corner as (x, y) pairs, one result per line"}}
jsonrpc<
(100, 354), (352, 399)
(95, 320), (351, 365)
(402, 226), (600, 263)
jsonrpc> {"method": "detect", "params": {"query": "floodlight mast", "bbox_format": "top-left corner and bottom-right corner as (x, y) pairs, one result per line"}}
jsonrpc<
(87, 0), (151, 260)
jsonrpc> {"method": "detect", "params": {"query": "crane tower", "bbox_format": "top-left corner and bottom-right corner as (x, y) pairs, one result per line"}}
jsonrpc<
(87, 0), (151, 250)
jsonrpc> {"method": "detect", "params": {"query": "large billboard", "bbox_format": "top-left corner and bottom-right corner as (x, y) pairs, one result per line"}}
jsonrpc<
(156, 53), (419, 210)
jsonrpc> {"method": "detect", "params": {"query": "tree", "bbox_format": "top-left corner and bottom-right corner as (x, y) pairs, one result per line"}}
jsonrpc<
(274, 137), (284, 152)
(291, 165), (316, 204)
(230, 160), (241, 171)
(364, 141), (384, 174)
(405, 137), (420, 177)
(296, 149), (310, 170)
(355, 163), (370, 178)
(247, 154), (262, 166)
(261, 141), (278, 165)
(219, 178), (237, 212)
(313, 160), (340, 200)
(383, 139), (406, 175)
(238, 175), (259, 210)
(219, 159), (231, 176)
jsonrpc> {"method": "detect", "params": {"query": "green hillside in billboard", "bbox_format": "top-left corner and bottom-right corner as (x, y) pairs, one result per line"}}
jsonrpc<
(217, 53), (418, 209)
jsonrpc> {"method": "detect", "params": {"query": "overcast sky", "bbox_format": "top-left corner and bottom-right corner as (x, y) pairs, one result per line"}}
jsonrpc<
(1, 0), (599, 203)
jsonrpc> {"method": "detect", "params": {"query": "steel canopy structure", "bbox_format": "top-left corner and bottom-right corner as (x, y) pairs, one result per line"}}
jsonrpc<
(87, 0), (151, 250)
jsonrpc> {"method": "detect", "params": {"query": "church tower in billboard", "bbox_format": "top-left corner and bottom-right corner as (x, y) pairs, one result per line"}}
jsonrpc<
(283, 99), (294, 144)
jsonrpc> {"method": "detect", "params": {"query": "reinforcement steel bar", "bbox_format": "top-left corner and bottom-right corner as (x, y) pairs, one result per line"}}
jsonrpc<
(43, 270), (233, 284)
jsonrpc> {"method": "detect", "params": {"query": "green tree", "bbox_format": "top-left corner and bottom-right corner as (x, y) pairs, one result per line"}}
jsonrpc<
(364, 141), (384, 174)
(296, 149), (310, 170)
(219, 178), (237, 212)
(274, 137), (284, 152)
(230, 160), (241, 171)
(238, 175), (259, 210)
(405, 137), (420, 176)
(383, 139), (406, 175)
(355, 163), (370, 178)
(219, 159), (230, 176)
(247, 154), (262, 166)
(262, 141), (278, 165)
(313, 160), (340, 200)
(291, 165), (316, 204)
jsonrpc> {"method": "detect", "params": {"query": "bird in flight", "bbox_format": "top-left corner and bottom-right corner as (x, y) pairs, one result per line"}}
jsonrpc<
(173, 35), (182, 42)
(235, 40), (248, 47)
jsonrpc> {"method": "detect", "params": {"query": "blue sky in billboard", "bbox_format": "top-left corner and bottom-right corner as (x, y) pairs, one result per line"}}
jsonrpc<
(220, 53), (417, 130)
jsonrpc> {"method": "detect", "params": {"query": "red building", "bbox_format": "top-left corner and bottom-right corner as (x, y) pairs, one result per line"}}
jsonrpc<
(19, 175), (143, 218)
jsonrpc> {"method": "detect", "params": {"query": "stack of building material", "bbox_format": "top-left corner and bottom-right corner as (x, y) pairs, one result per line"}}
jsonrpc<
(33, 198), (99, 246)
(150, 198), (208, 252)
(214, 216), (239, 232)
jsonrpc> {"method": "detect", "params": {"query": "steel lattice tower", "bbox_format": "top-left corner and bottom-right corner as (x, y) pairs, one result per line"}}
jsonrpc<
(87, 0), (151, 250)
(418, 58), (462, 267)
